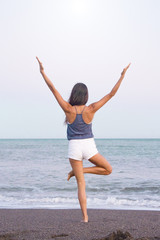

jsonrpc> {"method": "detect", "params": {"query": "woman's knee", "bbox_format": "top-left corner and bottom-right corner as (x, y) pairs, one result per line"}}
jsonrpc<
(105, 165), (112, 175)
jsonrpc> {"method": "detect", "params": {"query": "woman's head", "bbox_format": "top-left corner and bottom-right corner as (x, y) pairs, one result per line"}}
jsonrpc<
(68, 83), (88, 106)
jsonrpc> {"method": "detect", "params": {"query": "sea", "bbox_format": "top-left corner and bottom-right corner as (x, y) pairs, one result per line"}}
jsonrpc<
(0, 139), (159, 210)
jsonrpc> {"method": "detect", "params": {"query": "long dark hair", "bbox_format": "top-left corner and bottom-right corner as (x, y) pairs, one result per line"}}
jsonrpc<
(65, 83), (88, 123)
(69, 83), (88, 106)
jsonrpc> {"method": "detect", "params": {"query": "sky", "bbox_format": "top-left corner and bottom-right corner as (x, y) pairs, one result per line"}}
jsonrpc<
(0, 0), (160, 139)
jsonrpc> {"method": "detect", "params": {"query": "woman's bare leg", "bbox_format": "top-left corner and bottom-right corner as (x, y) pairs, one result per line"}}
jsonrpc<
(69, 158), (88, 222)
(68, 153), (112, 180)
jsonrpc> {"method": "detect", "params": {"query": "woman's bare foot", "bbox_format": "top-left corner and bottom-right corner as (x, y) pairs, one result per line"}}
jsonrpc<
(67, 170), (74, 181)
(81, 215), (88, 223)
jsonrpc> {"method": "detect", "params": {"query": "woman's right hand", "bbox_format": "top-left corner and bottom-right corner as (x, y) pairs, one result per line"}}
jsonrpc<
(121, 63), (131, 76)
(36, 56), (44, 73)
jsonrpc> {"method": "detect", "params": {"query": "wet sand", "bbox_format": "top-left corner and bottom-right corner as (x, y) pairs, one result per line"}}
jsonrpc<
(0, 209), (159, 240)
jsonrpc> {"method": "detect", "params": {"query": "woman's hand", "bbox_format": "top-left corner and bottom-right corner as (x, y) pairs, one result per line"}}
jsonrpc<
(36, 56), (44, 73)
(121, 63), (131, 76)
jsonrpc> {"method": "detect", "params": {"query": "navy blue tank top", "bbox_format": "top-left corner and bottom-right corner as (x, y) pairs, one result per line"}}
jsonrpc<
(67, 106), (94, 140)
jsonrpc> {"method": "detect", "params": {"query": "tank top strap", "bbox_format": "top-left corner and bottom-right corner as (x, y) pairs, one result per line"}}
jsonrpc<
(81, 106), (86, 114)
(74, 106), (78, 114)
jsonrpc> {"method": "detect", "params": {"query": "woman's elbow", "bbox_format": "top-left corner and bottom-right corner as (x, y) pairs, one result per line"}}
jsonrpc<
(109, 91), (115, 97)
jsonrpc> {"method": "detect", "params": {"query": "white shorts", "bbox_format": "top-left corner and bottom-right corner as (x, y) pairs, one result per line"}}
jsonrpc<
(68, 138), (98, 161)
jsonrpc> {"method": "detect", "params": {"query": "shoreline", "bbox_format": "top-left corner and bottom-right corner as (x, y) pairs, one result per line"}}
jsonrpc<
(0, 207), (160, 211)
(0, 209), (159, 240)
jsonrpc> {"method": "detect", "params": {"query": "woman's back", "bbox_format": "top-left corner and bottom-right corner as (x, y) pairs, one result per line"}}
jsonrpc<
(66, 105), (95, 125)
(67, 106), (94, 140)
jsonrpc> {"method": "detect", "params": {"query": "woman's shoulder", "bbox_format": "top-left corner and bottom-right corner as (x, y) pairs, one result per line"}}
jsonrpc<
(83, 105), (95, 124)
(85, 105), (94, 113)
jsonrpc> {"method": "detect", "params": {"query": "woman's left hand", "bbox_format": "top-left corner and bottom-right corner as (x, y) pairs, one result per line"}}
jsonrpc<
(121, 63), (131, 76)
(36, 56), (44, 73)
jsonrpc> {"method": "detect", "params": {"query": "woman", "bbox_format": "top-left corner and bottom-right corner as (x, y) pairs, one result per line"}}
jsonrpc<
(36, 57), (130, 222)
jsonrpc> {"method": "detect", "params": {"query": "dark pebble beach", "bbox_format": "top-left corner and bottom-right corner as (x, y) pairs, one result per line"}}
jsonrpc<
(0, 209), (160, 240)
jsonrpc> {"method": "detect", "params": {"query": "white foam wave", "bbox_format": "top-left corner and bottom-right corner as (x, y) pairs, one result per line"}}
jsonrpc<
(0, 194), (159, 210)
(87, 196), (160, 209)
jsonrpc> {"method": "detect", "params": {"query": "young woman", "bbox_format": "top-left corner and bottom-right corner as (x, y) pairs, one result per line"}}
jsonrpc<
(36, 57), (130, 222)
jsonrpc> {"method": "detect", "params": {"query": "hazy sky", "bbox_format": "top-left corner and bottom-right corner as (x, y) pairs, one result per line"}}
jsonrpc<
(0, 0), (160, 138)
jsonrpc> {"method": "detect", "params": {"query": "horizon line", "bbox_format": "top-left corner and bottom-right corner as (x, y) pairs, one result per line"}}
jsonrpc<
(0, 138), (160, 140)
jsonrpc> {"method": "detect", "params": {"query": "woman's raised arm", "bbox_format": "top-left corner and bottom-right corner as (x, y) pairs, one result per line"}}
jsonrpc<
(89, 63), (131, 113)
(36, 57), (71, 113)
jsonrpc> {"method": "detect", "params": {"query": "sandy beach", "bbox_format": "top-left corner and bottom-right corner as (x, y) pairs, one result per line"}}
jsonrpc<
(0, 209), (159, 240)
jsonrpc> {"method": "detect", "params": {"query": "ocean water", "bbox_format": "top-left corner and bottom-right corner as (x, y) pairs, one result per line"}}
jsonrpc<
(0, 139), (159, 210)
